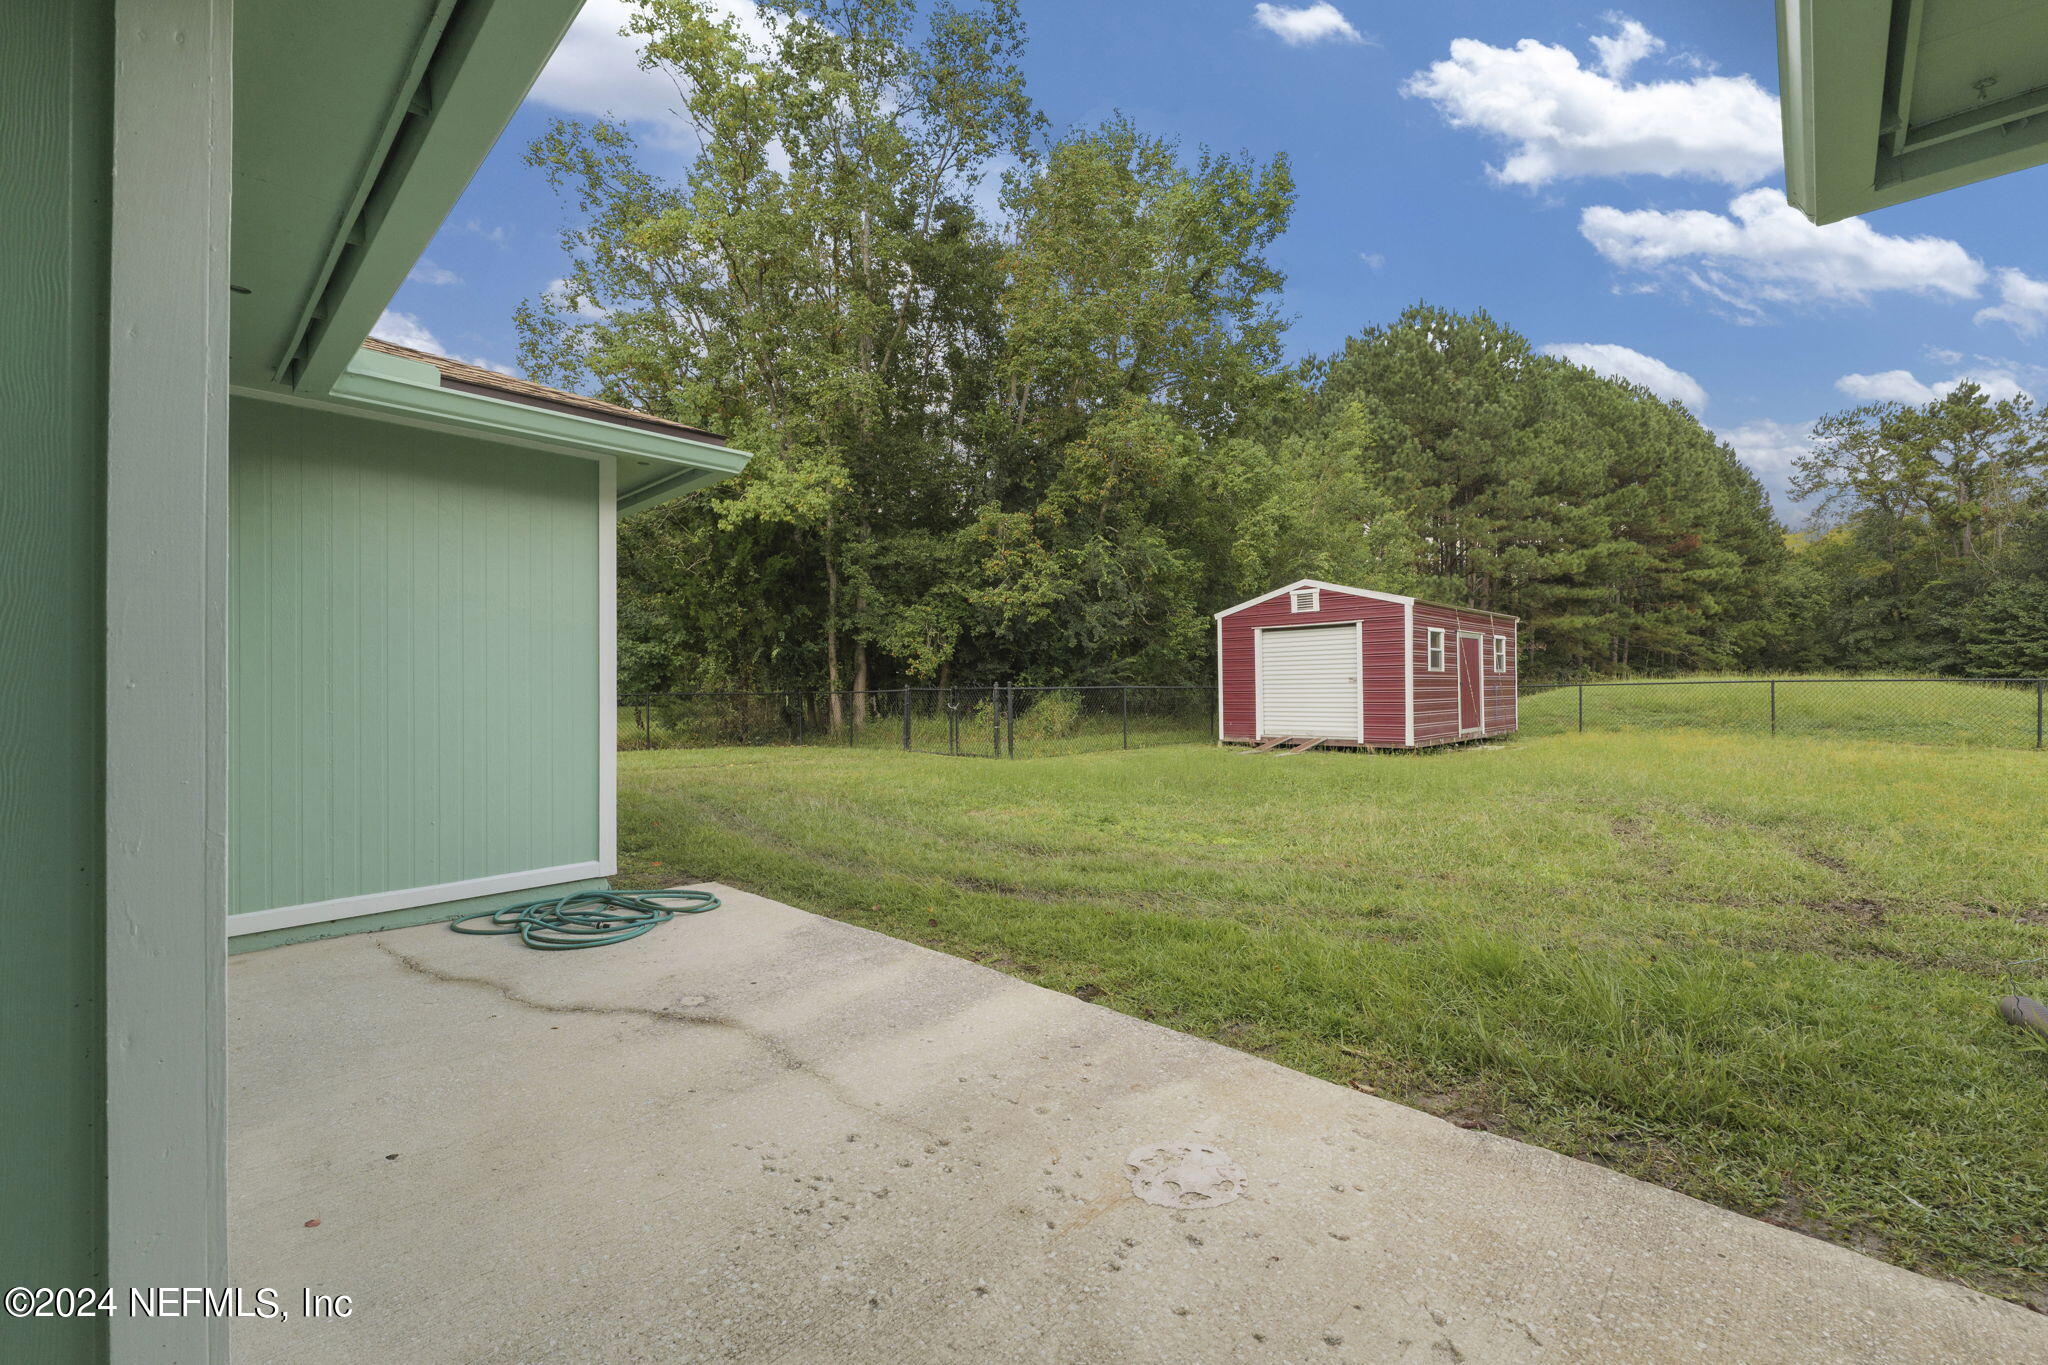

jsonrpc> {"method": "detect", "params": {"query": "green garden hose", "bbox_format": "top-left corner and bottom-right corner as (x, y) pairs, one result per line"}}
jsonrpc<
(450, 888), (720, 950)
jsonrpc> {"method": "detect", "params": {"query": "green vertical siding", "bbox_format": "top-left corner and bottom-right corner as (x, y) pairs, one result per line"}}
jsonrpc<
(0, 3), (111, 1358)
(230, 399), (602, 920)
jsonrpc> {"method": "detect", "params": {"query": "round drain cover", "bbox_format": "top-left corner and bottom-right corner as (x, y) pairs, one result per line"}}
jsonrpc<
(1125, 1143), (1247, 1209)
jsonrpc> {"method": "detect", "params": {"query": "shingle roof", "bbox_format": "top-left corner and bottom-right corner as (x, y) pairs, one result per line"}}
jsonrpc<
(363, 337), (725, 445)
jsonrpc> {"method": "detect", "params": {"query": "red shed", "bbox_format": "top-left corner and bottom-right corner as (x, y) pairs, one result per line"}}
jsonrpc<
(1214, 580), (1518, 749)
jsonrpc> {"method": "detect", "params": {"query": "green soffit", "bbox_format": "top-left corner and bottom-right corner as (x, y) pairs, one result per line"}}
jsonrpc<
(1780, 0), (2048, 224)
(230, 0), (583, 393)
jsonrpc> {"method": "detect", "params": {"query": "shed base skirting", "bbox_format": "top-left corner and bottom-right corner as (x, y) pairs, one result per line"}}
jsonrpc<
(1220, 735), (1514, 753)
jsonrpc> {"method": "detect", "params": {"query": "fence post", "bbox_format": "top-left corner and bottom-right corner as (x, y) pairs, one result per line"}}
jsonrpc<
(2037, 680), (2043, 751)
(1770, 679), (1777, 737)
(1577, 683), (1584, 733)
(901, 685), (911, 751)
(639, 701), (650, 749)
(993, 685), (1002, 757)
(1122, 686), (1130, 749)
(794, 691), (805, 746)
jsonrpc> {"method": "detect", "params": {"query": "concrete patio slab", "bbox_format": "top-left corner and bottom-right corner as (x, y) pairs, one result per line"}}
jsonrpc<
(228, 885), (2045, 1363)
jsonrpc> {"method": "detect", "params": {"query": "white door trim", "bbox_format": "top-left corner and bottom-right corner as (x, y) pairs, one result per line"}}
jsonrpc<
(1253, 626), (1264, 738)
(1456, 629), (1486, 734)
(1254, 621), (1364, 743)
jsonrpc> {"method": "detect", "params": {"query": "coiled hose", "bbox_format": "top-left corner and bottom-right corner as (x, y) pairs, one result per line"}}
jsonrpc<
(450, 888), (720, 950)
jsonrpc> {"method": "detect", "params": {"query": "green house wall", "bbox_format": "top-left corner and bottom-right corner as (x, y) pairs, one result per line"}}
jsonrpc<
(229, 399), (606, 935)
(0, 3), (113, 1357)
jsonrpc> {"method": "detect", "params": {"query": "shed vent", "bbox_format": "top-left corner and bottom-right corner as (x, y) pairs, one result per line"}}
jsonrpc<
(1290, 587), (1319, 613)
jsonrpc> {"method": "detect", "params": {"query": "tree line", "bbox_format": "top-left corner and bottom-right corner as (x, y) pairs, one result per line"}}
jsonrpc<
(517, 0), (2048, 694)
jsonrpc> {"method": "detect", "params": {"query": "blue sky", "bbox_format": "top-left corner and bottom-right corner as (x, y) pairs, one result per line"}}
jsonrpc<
(382, 0), (2048, 518)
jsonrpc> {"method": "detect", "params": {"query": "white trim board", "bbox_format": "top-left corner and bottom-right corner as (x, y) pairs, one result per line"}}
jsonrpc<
(1403, 601), (1415, 748)
(103, 0), (233, 1356)
(226, 860), (614, 937)
(599, 455), (618, 872)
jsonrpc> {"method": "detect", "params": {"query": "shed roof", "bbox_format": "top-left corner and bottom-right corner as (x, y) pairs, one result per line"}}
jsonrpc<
(1214, 579), (1519, 622)
(363, 338), (725, 445)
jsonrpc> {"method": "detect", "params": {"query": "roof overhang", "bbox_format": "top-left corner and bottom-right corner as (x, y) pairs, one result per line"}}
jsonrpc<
(227, 0), (751, 506)
(1214, 579), (1416, 620)
(230, 0), (583, 394)
(1779, 0), (2048, 224)
(234, 347), (749, 512)
(1213, 579), (1521, 622)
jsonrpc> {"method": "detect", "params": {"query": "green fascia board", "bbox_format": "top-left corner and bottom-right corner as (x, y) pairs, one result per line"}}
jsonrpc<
(1779, 0), (2048, 224)
(285, 0), (585, 395)
(262, 347), (749, 511)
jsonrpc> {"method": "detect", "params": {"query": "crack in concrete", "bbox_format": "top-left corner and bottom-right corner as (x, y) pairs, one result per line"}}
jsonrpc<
(369, 937), (943, 1141)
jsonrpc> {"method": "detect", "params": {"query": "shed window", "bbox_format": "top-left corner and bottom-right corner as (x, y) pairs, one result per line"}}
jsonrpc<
(1493, 635), (1507, 673)
(1290, 587), (1320, 613)
(1426, 627), (1445, 672)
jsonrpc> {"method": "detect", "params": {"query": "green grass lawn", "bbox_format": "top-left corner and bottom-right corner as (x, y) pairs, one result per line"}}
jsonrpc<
(617, 733), (2048, 1305)
(1522, 675), (2046, 749)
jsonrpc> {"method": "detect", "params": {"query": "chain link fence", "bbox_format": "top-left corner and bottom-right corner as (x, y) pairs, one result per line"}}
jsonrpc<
(620, 677), (2047, 758)
(1519, 677), (2047, 751)
(619, 685), (1216, 759)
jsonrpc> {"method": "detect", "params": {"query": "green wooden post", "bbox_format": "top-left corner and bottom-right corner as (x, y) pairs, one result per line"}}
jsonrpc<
(1122, 686), (1130, 749)
(2036, 680), (2043, 750)
(1770, 680), (1777, 736)
(1577, 684), (1584, 732)
(901, 684), (911, 751)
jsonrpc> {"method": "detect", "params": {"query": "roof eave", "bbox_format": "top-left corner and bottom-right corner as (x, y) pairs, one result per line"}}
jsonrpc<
(1778, 0), (2048, 224)
(267, 347), (751, 508)
(279, 0), (585, 395)
(1213, 579), (1416, 620)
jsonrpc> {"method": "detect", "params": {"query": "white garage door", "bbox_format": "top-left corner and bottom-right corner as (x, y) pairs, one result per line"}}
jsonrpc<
(1258, 624), (1360, 741)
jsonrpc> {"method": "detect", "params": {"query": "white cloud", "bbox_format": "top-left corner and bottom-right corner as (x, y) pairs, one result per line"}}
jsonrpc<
(460, 218), (510, 247)
(1974, 268), (2048, 338)
(370, 310), (443, 352)
(1359, 251), (1386, 270)
(1835, 367), (2031, 405)
(1541, 341), (1706, 410)
(1714, 417), (1811, 515)
(530, 0), (769, 136)
(531, 0), (687, 126)
(545, 277), (612, 322)
(1589, 16), (1662, 79)
(1580, 188), (1988, 314)
(407, 259), (460, 287)
(1252, 3), (1367, 47)
(370, 310), (514, 375)
(1402, 19), (1780, 187)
